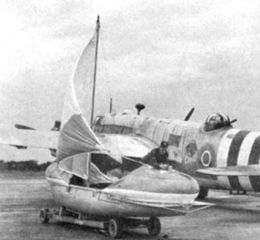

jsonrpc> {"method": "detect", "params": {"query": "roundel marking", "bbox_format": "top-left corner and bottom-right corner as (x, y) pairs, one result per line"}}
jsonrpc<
(200, 150), (212, 167)
(197, 144), (216, 169)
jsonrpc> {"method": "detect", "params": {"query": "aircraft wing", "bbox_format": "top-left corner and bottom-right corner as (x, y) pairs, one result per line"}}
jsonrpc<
(197, 165), (260, 176)
(0, 126), (58, 150)
(0, 125), (155, 159)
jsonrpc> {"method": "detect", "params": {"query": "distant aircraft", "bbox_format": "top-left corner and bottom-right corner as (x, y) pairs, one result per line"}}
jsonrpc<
(2, 16), (211, 238)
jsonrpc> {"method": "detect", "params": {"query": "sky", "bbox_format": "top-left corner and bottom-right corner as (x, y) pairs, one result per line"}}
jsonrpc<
(0, 0), (259, 163)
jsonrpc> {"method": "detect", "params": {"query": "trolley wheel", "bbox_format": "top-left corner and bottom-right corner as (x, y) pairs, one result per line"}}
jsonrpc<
(106, 218), (123, 238)
(147, 217), (161, 236)
(39, 208), (50, 224)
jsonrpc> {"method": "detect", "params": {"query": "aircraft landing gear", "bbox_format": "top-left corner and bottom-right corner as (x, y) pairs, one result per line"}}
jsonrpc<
(147, 216), (161, 236)
(197, 187), (208, 199)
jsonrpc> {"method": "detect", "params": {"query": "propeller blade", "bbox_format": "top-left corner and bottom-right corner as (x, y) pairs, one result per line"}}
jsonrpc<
(184, 107), (195, 121)
(230, 119), (237, 124)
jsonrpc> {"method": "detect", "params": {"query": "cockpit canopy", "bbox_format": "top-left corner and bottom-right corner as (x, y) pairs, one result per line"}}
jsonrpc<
(204, 113), (232, 131)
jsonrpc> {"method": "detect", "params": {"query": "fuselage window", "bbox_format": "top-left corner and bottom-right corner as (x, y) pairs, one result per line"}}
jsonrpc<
(169, 134), (181, 147)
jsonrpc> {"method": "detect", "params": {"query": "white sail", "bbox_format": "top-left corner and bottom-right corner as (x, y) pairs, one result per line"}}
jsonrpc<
(62, 34), (97, 126)
(57, 20), (101, 161)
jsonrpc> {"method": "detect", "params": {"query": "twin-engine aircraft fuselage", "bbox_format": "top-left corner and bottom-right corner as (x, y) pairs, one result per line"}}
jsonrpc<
(94, 111), (260, 196)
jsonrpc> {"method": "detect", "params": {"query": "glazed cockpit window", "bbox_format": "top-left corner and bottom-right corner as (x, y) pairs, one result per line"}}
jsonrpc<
(204, 113), (231, 131)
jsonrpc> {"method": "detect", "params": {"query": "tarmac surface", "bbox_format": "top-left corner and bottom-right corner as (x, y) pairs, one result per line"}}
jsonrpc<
(1, 171), (260, 240)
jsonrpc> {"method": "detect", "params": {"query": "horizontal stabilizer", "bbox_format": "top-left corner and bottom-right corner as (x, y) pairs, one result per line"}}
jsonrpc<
(15, 124), (35, 130)
(0, 126), (58, 150)
(10, 144), (28, 149)
(197, 165), (260, 176)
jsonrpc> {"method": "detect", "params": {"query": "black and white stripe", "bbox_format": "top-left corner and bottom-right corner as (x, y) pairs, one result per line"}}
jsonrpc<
(217, 129), (260, 191)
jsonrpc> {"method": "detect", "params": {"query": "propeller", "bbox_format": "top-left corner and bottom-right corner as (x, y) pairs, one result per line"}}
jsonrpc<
(184, 107), (195, 121)
(230, 119), (237, 124)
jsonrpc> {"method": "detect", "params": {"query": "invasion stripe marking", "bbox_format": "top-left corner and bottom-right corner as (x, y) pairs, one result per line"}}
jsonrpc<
(228, 176), (243, 190)
(248, 135), (260, 191)
(237, 132), (260, 166)
(217, 129), (241, 167)
(217, 129), (240, 189)
(227, 131), (249, 190)
(238, 176), (253, 191)
(227, 130), (250, 166)
(249, 176), (260, 192)
(218, 176), (232, 189)
(237, 132), (260, 191)
(248, 135), (260, 164)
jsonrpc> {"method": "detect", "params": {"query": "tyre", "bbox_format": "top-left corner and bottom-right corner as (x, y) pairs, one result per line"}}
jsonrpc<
(39, 208), (50, 224)
(147, 216), (161, 236)
(107, 218), (123, 238)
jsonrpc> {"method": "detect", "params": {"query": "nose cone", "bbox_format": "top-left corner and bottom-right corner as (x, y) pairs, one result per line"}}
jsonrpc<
(108, 165), (199, 195)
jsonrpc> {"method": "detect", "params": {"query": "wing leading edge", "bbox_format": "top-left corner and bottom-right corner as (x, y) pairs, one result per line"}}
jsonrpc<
(197, 165), (260, 176)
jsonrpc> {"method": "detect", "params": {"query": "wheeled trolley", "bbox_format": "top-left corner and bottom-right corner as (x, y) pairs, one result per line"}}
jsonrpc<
(39, 207), (161, 238)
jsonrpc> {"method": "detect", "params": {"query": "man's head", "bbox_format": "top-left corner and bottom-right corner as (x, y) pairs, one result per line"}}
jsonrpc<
(159, 141), (168, 154)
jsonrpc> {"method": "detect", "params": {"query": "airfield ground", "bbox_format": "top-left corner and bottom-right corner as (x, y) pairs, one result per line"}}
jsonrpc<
(1, 172), (260, 240)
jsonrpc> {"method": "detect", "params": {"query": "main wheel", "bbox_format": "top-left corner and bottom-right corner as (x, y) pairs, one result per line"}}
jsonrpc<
(107, 218), (123, 238)
(147, 217), (161, 236)
(39, 208), (50, 224)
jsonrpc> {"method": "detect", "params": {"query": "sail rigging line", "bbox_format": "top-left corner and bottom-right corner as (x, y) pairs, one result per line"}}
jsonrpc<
(90, 15), (100, 129)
